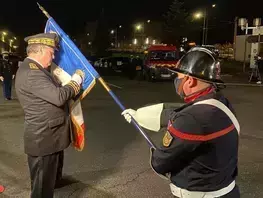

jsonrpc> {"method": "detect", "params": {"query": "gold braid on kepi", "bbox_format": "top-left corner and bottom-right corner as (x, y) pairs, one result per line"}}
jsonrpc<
(67, 81), (80, 96)
(24, 33), (60, 50)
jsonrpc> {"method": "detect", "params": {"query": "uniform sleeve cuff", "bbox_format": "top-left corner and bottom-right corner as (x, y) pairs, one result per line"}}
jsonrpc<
(67, 80), (80, 96)
(149, 148), (170, 181)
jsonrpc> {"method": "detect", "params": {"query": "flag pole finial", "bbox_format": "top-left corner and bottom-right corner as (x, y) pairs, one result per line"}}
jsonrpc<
(37, 2), (51, 19)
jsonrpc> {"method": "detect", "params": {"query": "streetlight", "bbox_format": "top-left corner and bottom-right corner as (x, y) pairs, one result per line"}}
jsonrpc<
(134, 24), (144, 48)
(110, 25), (122, 48)
(9, 39), (14, 52)
(193, 4), (216, 45)
(1, 31), (7, 42)
(147, 20), (151, 23)
(194, 12), (203, 19)
(136, 24), (142, 31)
(110, 29), (116, 48)
(205, 4), (216, 44)
(133, 38), (137, 45)
(193, 11), (206, 45)
(9, 39), (14, 47)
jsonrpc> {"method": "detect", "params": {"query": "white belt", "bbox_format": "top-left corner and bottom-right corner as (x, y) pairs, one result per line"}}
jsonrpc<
(170, 180), (236, 198)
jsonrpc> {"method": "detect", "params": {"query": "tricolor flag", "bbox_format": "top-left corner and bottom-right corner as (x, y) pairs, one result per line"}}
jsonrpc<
(44, 17), (100, 151)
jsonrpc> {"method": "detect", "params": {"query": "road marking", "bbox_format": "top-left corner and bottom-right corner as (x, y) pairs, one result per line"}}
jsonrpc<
(107, 83), (123, 89)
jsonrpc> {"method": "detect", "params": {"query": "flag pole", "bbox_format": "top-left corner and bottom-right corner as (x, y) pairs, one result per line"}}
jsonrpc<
(98, 77), (157, 149)
(37, 3), (157, 150)
(37, 3), (51, 18)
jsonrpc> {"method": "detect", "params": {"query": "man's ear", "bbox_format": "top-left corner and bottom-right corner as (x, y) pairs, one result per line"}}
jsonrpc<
(188, 76), (197, 88)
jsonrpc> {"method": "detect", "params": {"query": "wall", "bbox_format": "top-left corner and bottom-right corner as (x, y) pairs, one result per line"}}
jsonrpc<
(250, 26), (263, 68)
(235, 35), (251, 62)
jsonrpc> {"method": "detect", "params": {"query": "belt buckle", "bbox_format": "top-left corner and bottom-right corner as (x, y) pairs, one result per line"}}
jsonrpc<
(170, 183), (207, 198)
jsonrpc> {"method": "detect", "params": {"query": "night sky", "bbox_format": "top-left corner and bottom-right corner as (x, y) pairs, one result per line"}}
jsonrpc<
(0, 0), (262, 44)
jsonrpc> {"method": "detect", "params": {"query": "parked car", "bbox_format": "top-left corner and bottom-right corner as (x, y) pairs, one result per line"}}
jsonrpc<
(143, 45), (179, 82)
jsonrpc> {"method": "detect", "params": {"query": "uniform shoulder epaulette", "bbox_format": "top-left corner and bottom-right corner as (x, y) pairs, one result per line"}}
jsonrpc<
(29, 63), (39, 70)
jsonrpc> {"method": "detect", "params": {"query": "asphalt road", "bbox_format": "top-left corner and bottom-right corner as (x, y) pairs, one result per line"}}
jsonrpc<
(0, 76), (263, 198)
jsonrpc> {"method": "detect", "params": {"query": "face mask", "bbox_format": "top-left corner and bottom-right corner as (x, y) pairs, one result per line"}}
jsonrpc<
(174, 77), (185, 98)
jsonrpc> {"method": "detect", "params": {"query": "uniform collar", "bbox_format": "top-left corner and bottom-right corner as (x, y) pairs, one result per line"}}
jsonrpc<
(26, 57), (44, 68)
(184, 86), (215, 103)
(25, 57), (60, 86)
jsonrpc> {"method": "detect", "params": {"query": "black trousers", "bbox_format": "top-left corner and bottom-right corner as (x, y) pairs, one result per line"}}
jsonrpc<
(3, 78), (12, 99)
(27, 151), (64, 198)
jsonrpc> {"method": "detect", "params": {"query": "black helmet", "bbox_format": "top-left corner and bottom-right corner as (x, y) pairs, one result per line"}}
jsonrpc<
(173, 47), (223, 84)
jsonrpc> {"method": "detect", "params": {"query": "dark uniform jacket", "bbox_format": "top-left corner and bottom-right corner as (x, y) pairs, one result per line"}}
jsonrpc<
(0, 59), (15, 79)
(151, 88), (239, 192)
(15, 58), (80, 156)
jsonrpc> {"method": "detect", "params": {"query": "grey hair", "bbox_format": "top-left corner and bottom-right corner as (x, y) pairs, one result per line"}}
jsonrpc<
(26, 44), (46, 55)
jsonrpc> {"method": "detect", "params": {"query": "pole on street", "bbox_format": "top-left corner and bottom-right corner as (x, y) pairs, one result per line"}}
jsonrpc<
(202, 9), (206, 45)
(257, 28), (261, 54)
(256, 27), (261, 82)
(233, 17), (238, 60)
(115, 28), (118, 48)
(243, 23), (248, 73)
(204, 10), (208, 45)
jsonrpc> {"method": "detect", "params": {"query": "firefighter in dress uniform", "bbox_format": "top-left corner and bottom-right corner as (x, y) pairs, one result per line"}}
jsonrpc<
(0, 53), (15, 100)
(15, 33), (85, 198)
(122, 47), (240, 198)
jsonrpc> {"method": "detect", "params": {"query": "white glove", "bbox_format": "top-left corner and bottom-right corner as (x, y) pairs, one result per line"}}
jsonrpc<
(0, 76), (3, 82)
(122, 109), (137, 123)
(121, 103), (164, 132)
(71, 73), (83, 86)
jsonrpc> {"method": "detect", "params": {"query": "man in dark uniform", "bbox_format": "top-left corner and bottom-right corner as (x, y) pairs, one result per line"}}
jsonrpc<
(122, 47), (240, 197)
(15, 33), (85, 198)
(0, 53), (15, 100)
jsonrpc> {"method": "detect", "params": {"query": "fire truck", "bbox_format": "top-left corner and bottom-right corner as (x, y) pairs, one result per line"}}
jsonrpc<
(142, 44), (180, 81)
